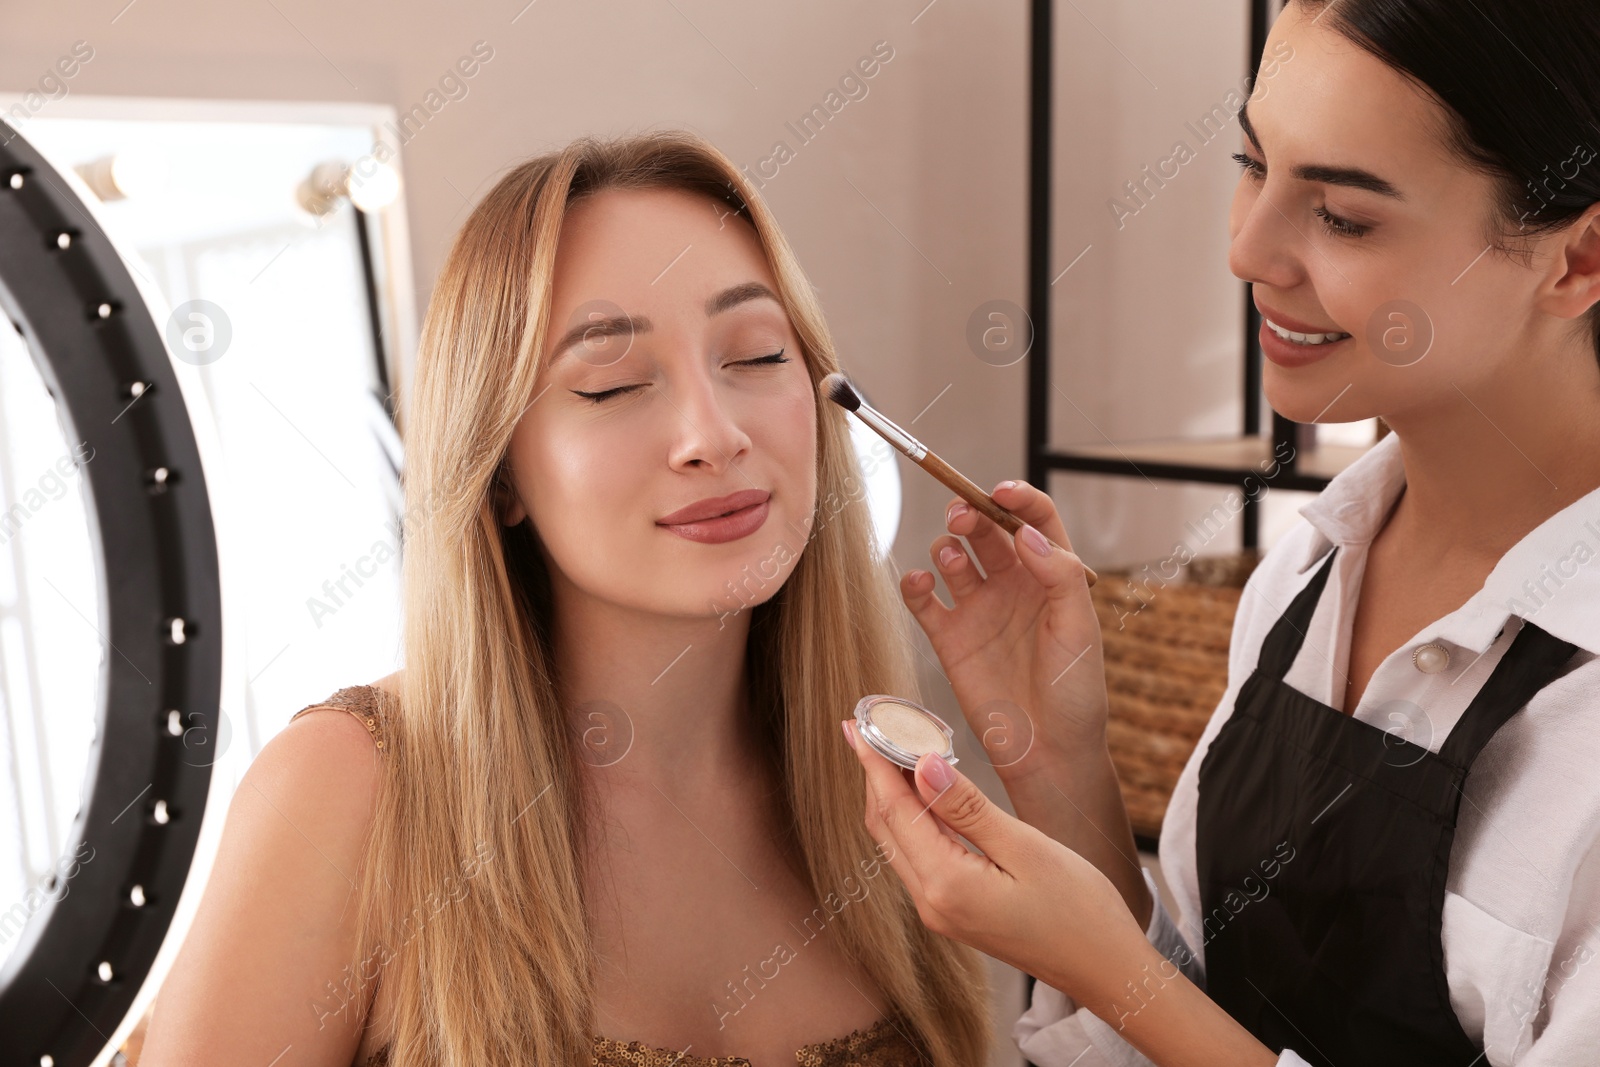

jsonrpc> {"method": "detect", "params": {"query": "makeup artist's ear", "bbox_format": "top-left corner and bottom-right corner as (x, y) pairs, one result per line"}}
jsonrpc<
(493, 465), (527, 526)
(1538, 201), (1600, 321)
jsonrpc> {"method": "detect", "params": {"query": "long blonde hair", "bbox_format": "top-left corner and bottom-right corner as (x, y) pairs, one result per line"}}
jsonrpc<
(352, 130), (992, 1066)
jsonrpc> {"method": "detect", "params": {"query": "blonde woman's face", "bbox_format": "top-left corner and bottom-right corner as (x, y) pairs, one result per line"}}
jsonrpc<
(501, 186), (819, 620)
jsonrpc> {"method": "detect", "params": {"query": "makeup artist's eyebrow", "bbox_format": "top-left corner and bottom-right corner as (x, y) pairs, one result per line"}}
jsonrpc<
(1239, 102), (1406, 200)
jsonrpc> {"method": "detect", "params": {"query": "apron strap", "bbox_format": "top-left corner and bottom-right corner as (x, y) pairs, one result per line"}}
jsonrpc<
(1254, 545), (1340, 681)
(1435, 618), (1577, 770)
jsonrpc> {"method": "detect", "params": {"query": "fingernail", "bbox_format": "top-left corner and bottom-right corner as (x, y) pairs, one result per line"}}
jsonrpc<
(946, 502), (968, 523)
(995, 480), (1018, 493)
(841, 720), (856, 748)
(922, 754), (955, 791)
(939, 545), (962, 568)
(1020, 523), (1051, 557)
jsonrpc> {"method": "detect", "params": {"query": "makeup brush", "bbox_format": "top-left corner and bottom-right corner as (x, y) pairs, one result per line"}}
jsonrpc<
(821, 373), (1098, 588)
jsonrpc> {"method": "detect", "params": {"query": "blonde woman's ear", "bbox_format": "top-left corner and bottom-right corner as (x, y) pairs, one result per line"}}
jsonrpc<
(493, 468), (527, 526)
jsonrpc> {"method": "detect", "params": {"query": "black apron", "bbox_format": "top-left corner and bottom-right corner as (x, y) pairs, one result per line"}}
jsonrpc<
(1195, 545), (1577, 1067)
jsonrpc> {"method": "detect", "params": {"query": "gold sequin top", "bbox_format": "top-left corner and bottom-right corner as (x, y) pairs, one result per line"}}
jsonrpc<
(293, 684), (390, 748)
(350, 1016), (923, 1067)
(292, 685), (931, 1067)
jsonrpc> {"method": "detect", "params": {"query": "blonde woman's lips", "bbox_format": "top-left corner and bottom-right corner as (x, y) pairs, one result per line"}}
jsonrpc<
(657, 493), (771, 544)
(658, 499), (770, 543)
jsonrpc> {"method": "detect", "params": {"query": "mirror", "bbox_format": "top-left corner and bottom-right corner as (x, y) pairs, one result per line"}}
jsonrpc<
(0, 117), (222, 1067)
(0, 314), (101, 977)
(0, 99), (421, 1066)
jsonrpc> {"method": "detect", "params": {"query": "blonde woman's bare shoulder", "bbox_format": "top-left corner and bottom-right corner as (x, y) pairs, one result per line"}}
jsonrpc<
(370, 668), (403, 701)
(138, 693), (388, 1067)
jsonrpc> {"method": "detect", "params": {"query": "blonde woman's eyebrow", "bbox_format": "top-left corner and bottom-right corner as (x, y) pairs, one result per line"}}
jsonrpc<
(706, 281), (781, 316)
(549, 282), (781, 365)
(550, 314), (650, 365)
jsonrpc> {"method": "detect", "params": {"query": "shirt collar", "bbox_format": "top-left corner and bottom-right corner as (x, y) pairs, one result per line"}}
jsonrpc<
(1293, 430), (1600, 656)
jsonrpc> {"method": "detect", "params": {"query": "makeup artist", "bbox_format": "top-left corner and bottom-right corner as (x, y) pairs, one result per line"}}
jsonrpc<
(841, 1), (1600, 1065)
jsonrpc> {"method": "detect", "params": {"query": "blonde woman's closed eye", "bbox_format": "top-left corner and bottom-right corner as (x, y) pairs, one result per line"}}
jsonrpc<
(572, 349), (791, 403)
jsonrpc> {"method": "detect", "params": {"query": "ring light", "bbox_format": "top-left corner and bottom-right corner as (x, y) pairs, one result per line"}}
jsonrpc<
(0, 120), (222, 1067)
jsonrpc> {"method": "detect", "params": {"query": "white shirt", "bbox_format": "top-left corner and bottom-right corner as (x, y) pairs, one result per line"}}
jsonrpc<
(1015, 431), (1600, 1067)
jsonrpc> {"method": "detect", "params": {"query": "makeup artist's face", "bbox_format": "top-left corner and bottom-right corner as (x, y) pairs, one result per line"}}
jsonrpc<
(1228, 1), (1569, 423)
(499, 187), (818, 620)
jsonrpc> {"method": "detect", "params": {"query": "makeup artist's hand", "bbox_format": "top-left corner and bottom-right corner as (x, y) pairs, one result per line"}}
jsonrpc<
(843, 718), (1137, 995)
(908, 479), (1109, 765)
(841, 725), (1279, 1067)
(907, 480), (1154, 926)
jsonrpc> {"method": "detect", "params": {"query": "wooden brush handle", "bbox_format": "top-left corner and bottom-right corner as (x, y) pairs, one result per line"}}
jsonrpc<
(916, 451), (1099, 588)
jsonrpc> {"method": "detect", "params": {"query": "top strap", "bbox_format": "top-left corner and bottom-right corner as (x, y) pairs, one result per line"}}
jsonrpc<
(1435, 618), (1577, 771)
(291, 684), (391, 753)
(1254, 545), (1340, 680)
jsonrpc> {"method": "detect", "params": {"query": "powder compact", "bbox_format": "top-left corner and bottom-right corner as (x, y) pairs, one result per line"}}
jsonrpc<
(852, 694), (959, 770)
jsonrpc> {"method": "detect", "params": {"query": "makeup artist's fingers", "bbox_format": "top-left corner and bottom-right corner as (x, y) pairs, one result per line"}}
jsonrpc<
(911, 754), (1024, 870)
(1009, 521), (1094, 603)
(848, 720), (989, 882)
(899, 569), (953, 640)
(929, 535), (984, 601)
(945, 495), (1025, 579)
(843, 721), (928, 901)
(989, 480), (1075, 554)
(845, 720), (978, 891)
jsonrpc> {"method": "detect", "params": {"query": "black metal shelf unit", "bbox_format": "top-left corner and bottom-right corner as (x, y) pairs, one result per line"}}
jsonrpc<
(1026, 0), (1345, 551)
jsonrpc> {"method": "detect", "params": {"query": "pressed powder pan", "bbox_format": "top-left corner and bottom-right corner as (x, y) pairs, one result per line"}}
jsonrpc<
(853, 694), (958, 770)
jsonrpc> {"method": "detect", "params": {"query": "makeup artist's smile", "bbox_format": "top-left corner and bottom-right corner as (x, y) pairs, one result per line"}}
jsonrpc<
(1258, 301), (1352, 368)
(656, 488), (772, 544)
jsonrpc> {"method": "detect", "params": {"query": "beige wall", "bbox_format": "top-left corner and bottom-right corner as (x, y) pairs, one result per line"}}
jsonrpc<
(1, 1), (1266, 1061)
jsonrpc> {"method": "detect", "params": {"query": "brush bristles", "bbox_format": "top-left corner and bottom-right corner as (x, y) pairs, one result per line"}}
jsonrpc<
(821, 373), (862, 412)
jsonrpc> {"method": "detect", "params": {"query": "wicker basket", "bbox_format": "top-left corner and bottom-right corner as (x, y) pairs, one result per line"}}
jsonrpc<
(1089, 551), (1260, 842)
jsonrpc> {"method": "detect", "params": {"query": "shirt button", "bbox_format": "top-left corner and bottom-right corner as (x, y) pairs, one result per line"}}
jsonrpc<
(1413, 643), (1451, 674)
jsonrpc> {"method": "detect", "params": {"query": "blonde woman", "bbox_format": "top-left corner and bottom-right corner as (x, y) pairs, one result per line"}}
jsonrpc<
(140, 132), (992, 1066)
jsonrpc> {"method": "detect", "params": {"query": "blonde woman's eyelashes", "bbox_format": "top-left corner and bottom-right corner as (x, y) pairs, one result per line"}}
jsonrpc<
(571, 349), (791, 403)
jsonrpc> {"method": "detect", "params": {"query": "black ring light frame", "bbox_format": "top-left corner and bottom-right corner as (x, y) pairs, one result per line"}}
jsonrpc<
(0, 123), (221, 1065)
